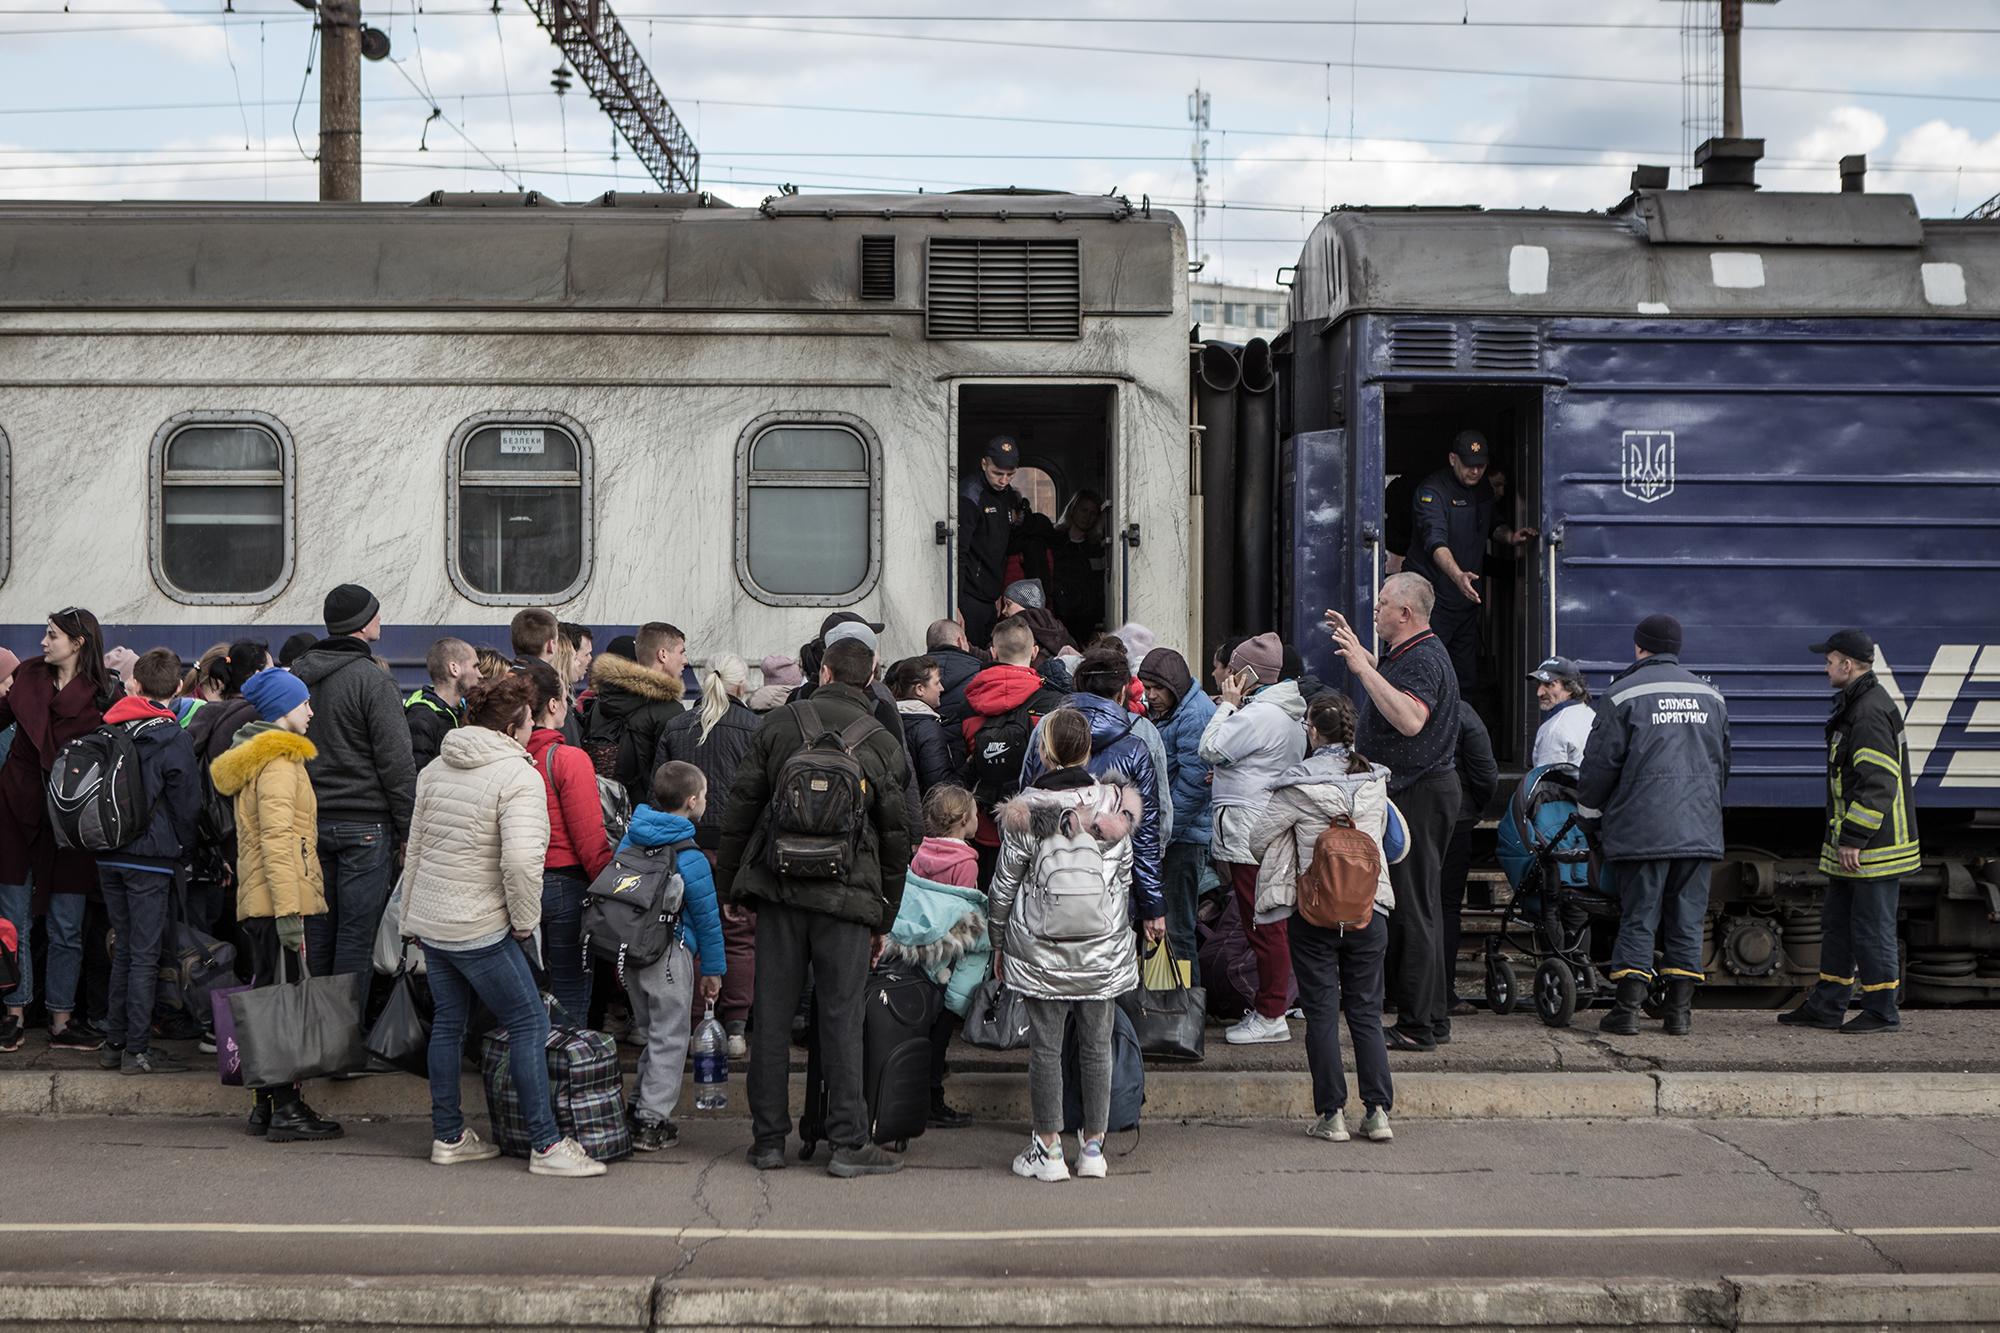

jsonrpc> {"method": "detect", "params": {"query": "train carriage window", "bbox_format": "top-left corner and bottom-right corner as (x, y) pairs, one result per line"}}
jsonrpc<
(735, 413), (881, 606)
(149, 412), (293, 604)
(448, 413), (592, 606)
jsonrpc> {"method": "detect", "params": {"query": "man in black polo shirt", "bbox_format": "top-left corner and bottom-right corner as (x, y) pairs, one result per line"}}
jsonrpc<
(1326, 572), (1463, 1052)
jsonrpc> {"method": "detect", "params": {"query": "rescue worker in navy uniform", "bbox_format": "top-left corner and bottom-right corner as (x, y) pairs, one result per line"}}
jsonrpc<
(1577, 614), (1731, 1038)
(957, 435), (1032, 650)
(1404, 430), (1536, 691)
(1780, 629), (1919, 1035)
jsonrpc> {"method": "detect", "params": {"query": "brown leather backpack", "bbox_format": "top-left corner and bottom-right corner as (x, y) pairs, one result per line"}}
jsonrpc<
(1297, 814), (1380, 931)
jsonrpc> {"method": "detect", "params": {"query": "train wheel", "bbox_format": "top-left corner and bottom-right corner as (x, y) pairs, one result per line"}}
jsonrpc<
(1535, 959), (1578, 1028)
(1486, 956), (1519, 1016)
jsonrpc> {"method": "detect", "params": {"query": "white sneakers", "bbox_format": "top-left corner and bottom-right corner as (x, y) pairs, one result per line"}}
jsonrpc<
(1307, 1111), (1349, 1142)
(1359, 1107), (1394, 1142)
(1011, 1135), (1108, 1181)
(530, 1136), (609, 1178)
(1074, 1138), (1108, 1180)
(430, 1128), (501, 1165)
(1225, 1012), (1292, 1044)
(1011, 1136), (1070, 1182)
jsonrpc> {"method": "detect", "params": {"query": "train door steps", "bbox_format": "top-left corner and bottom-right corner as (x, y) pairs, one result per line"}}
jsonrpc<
(3, 1009), (1998, 1122)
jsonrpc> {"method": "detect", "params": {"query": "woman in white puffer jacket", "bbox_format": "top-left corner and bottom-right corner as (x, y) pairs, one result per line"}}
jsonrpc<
(400, 672), (604, 1179)
(1248, 692), (1398, 1148)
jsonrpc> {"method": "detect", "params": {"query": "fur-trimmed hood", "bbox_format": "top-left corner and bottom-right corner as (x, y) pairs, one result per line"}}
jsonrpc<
(211, 725), (317, 796)
(996, 770), (1136, 839)
(590, 652), (684, 703)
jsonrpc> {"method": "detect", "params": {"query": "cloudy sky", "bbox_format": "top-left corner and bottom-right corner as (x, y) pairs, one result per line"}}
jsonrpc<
(2, 0), (1996, 287)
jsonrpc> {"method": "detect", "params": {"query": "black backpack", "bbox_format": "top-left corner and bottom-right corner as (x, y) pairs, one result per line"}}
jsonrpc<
(963, 701), (1040, 810)
(47, 718), (166, 852)
(765, 699), (881, 880)
(580, 837), (697, 985)
(176, 701), (237, 882)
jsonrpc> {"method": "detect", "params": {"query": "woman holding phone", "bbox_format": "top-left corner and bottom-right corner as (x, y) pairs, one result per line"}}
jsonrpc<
(1197, 632), (1311, 1046)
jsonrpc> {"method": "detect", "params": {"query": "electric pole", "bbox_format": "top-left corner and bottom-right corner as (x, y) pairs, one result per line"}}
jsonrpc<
(1187, 84), (1210, 268)
(318, 0), (362, 200)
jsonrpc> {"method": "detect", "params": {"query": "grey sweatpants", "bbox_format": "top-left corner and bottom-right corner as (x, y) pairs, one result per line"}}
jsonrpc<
(1025, 996), (1113, 1138)
(626, 940), (695, 1122)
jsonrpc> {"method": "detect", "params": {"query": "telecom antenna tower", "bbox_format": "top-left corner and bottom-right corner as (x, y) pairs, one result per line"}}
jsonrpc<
(1188, 84), (1211, 268)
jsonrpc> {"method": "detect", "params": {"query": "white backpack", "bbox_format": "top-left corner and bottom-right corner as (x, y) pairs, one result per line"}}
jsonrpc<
(1020, 788), (1129, 943)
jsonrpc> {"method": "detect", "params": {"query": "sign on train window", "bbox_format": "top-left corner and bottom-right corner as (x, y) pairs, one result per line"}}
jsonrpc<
(448, 414), (592, 606)
(148, 413), (294, 605)
(735, 415), (881, 607)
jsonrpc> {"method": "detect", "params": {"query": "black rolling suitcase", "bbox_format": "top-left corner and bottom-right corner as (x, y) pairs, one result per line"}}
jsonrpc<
(799, 965), (941, 1158)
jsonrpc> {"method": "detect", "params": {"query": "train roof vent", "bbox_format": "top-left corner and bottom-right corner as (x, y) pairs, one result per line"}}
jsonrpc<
(1386, 321), (1457, 370)
(1470, 325), (1541, 373)
(860, 235), (896, 300)
(926, 236), (1081, 339)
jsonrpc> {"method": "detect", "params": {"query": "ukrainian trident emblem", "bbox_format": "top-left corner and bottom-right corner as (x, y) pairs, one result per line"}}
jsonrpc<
(1621, 430), (1675, 504)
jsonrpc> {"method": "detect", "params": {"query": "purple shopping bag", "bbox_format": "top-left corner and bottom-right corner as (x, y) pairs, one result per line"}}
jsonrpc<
(211, 983), (254, 1086)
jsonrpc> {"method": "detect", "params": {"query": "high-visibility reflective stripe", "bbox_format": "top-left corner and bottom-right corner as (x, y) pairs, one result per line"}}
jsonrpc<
(1819, 973), (1857, 985)
(1854, 747), (1901, 775)
(1845, 805), (1883, 830)
(1608, 967), (1653, 981)
(1610, 680), (1725, 708)
(1659, 967), (1705, 981)
(1859, 979), (1900, 993)
(1859, 841), (1919, 862)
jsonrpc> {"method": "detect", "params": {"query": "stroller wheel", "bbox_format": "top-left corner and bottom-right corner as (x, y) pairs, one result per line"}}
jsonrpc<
(1485, 955), (1519, 1016)
(1641, 975), (1670, 1020)
(1535, 958), (1578, 1028)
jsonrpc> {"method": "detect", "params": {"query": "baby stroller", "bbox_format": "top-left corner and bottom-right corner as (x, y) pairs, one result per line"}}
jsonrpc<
(1487, 764), (1654, 1027)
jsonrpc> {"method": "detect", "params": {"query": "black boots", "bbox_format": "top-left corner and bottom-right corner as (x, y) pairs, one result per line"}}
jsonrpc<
(265, 1088), (344, 1143)
(1598, 975), (1649, 1035)
(1662, 978), (1697, 1037)
(246, 1088), (273, 1137)
(927, 1091), (971, 1129)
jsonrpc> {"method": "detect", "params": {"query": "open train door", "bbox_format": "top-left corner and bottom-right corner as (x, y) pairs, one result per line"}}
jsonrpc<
(1282, 426), (1367, 677)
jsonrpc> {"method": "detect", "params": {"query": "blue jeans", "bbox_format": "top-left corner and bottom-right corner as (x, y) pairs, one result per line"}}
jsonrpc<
(421, 936), (559, 1152)
(540, 868), (592, 1023)
(306, 821), (393, 978)
(0, 881), (87, 1016)
(99, 866), (172, 1053)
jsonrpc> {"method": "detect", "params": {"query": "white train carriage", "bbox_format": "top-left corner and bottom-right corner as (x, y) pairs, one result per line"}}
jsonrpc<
(0, 190), (1190, 670)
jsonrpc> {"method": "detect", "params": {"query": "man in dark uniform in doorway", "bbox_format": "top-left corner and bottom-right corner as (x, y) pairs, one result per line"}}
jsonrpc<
(1404, 429), (1536, 692)
(957, 434), (1031, 650)
(1780, 628), (1919, 1035)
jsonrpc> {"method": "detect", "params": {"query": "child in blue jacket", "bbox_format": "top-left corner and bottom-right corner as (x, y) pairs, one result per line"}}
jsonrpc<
(617, 760), (726, 1152)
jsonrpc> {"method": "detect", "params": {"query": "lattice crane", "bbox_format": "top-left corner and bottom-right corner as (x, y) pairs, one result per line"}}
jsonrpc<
(524, 0), (699, 192)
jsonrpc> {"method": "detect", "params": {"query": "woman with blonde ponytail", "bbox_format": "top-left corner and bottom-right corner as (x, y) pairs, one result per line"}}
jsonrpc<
(653, 652), (760, 1054)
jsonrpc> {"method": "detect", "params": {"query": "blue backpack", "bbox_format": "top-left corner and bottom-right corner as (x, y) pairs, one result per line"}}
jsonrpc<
(1062, 1002), (1145, 1135)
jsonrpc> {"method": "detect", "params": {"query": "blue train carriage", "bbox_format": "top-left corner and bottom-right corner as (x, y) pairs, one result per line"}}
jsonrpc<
(1277, 152), (2000, 1001)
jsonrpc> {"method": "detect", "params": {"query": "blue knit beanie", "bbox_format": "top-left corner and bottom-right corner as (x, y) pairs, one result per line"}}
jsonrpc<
(243, 668), (310, 722)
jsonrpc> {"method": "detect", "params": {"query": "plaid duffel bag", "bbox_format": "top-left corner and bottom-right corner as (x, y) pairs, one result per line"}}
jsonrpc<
(481, 1023), (633, 1162)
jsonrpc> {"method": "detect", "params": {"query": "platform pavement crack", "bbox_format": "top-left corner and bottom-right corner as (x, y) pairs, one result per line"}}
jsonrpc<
(1691, 1124), (1906, 1274)
(664, 1143), (735, 1281)
(1937, 1122), (2000, 1164)
(1583, 1033), (1665, 1073)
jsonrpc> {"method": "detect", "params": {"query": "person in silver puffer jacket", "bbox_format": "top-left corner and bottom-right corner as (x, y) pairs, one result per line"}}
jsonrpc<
(989, 708), (1164, 1183)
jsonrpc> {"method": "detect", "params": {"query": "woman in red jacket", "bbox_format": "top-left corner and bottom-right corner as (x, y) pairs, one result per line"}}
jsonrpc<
(522, 662), (613, 1020)
(0, 608), (116, 1054)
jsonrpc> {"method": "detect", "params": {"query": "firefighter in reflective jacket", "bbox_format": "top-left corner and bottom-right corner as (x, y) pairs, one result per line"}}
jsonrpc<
(1404, 429), (1536, 692)
(1780, 628), (1919, 1035)
(1576, 614), (1730, 1039)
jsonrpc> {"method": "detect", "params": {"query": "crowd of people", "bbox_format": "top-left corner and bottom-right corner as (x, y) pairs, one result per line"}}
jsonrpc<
(0, 435), (1917, 1179)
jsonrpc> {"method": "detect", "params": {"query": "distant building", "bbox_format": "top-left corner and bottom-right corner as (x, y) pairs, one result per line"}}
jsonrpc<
(1190, 280), (1287, 344)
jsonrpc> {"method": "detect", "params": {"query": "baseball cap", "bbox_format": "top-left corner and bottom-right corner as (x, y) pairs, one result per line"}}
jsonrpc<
(983, 435), (1022, 468)
(1809, 629), (1877, 662)
(824, 621), (879, 655)
(818, 610), (885, 639)
(1526, 656), (1583, 685)
(1450, 429), (1490, 466)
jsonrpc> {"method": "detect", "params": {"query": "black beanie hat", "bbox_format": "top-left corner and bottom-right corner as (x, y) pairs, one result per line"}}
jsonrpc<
(1634, 613), (1683, 656)
(323, 583), (380, 636)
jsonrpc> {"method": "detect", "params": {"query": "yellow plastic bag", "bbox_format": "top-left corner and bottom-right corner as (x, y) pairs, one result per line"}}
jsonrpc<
(1141, 941), (1192, 991)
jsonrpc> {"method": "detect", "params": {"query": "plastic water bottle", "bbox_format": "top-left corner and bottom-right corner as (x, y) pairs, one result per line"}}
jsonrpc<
(692, 1003), (729, 1111)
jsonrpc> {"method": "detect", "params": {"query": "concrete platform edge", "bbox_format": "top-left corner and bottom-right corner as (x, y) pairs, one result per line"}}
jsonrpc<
(3, 1272), (2000, 1330)
(6, 1067), (1999, 1122)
